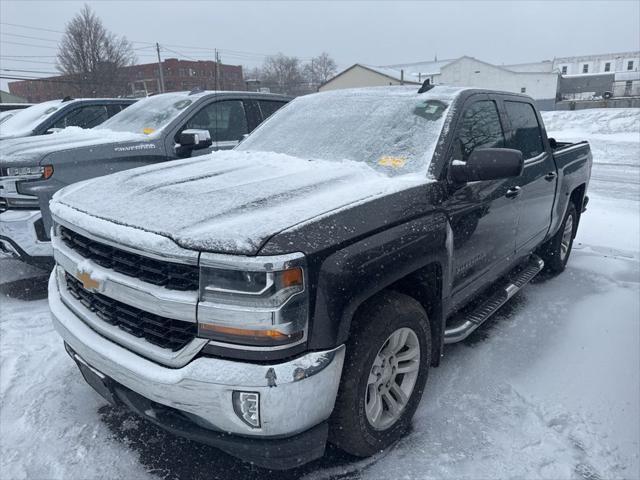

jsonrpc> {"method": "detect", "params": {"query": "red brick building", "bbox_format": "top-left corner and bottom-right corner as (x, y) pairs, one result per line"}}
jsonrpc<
(9, 58), (246, 102)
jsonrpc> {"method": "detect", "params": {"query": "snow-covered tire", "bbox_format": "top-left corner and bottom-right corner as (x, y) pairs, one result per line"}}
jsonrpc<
(329, 291), (431, 457)
(541, 202), (577, 274)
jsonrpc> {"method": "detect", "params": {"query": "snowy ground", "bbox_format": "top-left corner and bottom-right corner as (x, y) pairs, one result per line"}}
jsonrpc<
(1, 108), (639, 480)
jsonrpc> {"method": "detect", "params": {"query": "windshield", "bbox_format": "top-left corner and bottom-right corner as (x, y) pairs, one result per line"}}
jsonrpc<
(97, 93), (194, 135)
(0, 99), (63, 137)
(237, 88), (451, 175)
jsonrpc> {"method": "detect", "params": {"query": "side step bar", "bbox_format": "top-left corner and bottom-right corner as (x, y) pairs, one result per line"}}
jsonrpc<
(444, 255), (544, 344)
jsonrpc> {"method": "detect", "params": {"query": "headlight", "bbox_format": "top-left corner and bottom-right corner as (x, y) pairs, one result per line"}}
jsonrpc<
(197, 254), (308, 348)
(6, 165), (53, 179)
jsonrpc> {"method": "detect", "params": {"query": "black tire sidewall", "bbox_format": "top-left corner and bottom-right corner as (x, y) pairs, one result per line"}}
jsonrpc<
(546, 202), (577, 273)
(330, 292), (431, 456)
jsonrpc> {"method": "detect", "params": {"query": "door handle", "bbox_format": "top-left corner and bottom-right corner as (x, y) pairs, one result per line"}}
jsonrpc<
(544, 171), (557, 181)
(505, 186), (521, 198)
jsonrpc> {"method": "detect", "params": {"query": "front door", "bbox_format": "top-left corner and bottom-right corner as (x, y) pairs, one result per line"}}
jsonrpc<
(181, 99), (250, 155)
(442, 96), (520, 306)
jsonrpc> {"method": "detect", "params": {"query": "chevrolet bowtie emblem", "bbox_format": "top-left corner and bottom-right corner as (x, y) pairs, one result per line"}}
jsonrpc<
(77, 270), (100, 291)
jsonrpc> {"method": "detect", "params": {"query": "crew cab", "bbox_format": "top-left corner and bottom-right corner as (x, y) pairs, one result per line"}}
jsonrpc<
(47, 86), (591, 469)
(0, 90), (289, 266)
(0, 97), (135, 141)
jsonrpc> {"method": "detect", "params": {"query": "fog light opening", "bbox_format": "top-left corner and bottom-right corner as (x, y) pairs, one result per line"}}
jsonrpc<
(232, 391), (261, 428)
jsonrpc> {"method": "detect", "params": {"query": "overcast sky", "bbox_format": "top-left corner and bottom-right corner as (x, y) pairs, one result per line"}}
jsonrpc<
(1, 0), (639, 91)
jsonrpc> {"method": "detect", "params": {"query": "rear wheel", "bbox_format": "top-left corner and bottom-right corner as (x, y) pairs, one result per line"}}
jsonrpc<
(329, 291), (431, 457)
(541, 202), (577, 274)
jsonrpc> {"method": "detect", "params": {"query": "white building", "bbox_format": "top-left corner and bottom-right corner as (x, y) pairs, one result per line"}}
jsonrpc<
(553, 51), (639, 76)
(383, 56), (558, 109)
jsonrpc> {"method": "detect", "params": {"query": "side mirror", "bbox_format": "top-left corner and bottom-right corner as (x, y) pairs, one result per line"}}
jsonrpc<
(450, 148), (523, 183)
(178, 129), (212, 150)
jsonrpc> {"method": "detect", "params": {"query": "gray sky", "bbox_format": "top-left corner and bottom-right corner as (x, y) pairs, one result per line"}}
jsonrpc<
(1, 0), (639, 90)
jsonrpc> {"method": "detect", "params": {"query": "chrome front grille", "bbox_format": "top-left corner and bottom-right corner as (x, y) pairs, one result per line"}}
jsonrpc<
(60, 226), (199, 291)
(65, 273), (197, 351)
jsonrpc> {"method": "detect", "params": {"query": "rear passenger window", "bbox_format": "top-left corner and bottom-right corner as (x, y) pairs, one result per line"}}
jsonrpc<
(504, 101), (544, 159)
(53, 105), (109, 129)
(258, 101), (286, 120)
(453, 100), (505, 161)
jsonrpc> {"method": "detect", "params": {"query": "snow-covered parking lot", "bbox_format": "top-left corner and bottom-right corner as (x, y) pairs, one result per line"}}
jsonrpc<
(1, 108), (639, 480)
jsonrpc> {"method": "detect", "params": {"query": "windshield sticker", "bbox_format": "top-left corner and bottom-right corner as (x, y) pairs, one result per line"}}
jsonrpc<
(413, 100), (447, 120)
(114, 144), (157, 152)
(142, 127), (156, 135)
(378, 156), (406, 168)
(173, 99), (192, 110)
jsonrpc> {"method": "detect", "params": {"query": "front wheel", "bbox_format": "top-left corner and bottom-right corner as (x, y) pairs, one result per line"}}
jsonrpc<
(329, 291), (431, 457)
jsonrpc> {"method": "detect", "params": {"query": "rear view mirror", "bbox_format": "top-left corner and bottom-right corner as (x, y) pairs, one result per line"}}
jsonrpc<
(178, 129), (212, 150)
(450, 148), (523, 183)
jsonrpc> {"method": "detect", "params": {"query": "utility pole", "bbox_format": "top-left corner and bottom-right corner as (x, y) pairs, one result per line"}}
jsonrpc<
(214, 48), (220, 90)
(156, 42), (165, 93)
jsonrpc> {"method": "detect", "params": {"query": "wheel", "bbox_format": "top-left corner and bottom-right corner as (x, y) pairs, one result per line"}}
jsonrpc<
(541, 202), (577, 274)
(329, 291), (431, 457)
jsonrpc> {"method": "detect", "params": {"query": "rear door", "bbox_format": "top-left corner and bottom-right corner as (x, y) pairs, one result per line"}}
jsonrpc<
(443, 95), (520, 305)
(502, 99), (557, 251)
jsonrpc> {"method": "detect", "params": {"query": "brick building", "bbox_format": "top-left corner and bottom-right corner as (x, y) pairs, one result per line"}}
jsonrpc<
(9, 58), (246, 102)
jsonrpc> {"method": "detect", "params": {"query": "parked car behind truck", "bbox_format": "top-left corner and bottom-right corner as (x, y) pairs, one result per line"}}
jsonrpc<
(47, 86), (591, 469)
(0, 97), (135, 140)
(0, 90), (289, 266)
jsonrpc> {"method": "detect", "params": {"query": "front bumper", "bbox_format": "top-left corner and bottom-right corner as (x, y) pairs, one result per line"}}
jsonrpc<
(48, 272), (346, 467)
(0, 209), (52, 264)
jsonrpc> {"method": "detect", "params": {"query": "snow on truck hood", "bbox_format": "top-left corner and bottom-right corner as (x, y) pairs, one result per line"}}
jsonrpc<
(52, 150), (426, 255)
(0, 127), (148, 166)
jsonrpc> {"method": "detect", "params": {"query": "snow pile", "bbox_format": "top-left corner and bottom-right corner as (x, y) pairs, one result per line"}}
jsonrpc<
(542, 108), (640, 137)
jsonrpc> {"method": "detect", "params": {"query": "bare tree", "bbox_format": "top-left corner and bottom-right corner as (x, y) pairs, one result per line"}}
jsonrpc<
(303, 52), (337, 86)
(260, 54), (305, 96)
(57, 4), (136, 97)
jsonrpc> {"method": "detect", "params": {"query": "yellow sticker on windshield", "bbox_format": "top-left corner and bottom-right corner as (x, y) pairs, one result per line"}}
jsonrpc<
(142, 127), (155, 135)
(378, 156), (406, 168)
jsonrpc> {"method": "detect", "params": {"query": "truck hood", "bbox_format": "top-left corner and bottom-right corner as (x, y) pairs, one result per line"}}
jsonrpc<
(52, 150), (425, 255)
(0, 127), (147, 167)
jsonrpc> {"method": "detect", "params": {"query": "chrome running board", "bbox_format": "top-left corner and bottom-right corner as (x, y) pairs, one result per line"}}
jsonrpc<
(444, 255), (544, 344)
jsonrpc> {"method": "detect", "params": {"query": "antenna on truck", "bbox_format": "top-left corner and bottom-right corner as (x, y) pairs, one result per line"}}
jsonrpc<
(417, 80), (434, 94)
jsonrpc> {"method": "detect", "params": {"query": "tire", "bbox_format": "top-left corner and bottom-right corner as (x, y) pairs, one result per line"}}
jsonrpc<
(329, 291), (431, 457)
(541, 202), (577, 274)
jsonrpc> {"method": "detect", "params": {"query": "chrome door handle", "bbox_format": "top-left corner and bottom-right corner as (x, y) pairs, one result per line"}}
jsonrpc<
(544, 171), (557, 181)
(505, 186), (521, 198)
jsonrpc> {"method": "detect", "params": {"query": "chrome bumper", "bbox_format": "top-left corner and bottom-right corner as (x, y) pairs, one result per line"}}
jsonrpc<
(0, 209), (51, 258)
(49, 272), (345, 437)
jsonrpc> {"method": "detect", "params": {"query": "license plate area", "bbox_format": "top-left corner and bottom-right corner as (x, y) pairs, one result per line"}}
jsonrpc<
(65, 343), (117, 405)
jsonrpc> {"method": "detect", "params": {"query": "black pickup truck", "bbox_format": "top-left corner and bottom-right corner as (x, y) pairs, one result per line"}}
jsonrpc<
(47, 86), (591, 469)
(0, 90), (289, 266)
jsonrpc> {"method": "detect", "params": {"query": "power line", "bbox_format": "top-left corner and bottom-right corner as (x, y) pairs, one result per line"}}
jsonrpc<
(0, 22), (64, 34)
(0, 58), (58, 65)
(1, 68), (59, 75)
(1, 32), (59, 43)
(1, 40), (58, 50)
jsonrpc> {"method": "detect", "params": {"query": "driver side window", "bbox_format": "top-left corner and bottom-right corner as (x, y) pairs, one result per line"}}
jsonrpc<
(184, 100), (248, 143)
(452, 100), (505, 161)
